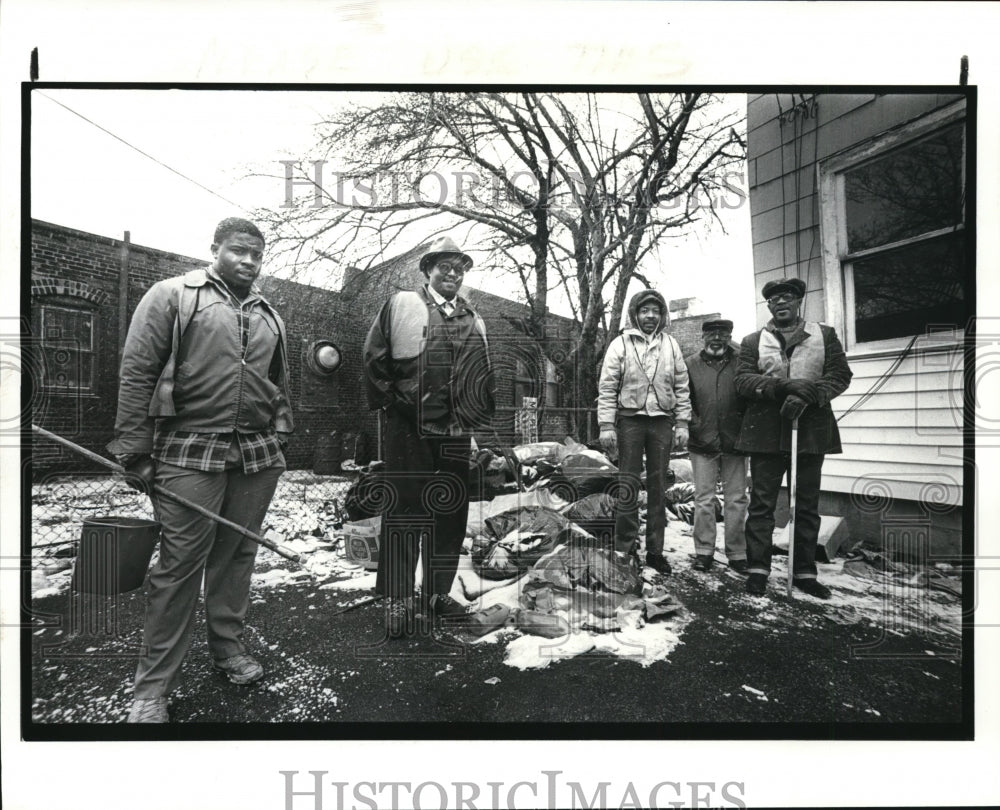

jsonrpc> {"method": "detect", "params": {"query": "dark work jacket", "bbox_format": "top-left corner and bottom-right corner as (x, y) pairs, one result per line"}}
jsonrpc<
(734, 321), (853, 455)
(684, 347), (744, 455)
(363, 285), (496, 434)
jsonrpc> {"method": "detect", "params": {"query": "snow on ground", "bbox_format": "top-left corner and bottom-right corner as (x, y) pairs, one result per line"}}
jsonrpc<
(30, 474), (962, 674)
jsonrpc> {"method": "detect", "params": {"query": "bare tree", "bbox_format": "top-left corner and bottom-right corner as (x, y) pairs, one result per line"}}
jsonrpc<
(256, 91), (745, 419)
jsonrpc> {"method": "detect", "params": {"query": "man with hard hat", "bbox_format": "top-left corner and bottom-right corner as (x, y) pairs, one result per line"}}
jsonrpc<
(363, 235), (496, 637)
(734, 278), (853, 599)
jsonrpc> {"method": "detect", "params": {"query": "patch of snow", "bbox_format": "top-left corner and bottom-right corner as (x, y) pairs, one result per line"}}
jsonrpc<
(317, 573), (377, 591)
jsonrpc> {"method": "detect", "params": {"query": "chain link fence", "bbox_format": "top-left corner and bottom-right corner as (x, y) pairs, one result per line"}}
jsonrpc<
(30, 465), (355, 596)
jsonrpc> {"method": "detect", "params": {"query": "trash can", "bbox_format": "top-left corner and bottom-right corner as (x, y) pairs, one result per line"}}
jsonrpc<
(72, 516), (160, 595)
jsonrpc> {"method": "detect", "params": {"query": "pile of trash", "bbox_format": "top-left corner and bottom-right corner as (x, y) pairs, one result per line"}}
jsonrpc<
(336, 435), (689, 658)
(455, 437), (685, 644)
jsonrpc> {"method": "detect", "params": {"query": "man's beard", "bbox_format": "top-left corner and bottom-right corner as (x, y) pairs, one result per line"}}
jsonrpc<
(704, 345), (727, 357)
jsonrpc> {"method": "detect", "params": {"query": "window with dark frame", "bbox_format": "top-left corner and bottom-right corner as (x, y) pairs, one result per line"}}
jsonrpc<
(513, 355), (560, 407)
(37, 302), (96, 392)
(841, 120), (966, 345)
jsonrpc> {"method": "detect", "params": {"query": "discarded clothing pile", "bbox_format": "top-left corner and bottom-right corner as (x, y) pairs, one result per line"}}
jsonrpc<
(514, 437), (619, 500)
(465, 479), (683, 638)
(842, 547), (962, 598)
(664, 482), (723, 525)
(470, 505), (601, 580)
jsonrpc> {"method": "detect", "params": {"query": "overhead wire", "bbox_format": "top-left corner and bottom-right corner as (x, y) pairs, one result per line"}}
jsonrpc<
(35, 91), (250, 214)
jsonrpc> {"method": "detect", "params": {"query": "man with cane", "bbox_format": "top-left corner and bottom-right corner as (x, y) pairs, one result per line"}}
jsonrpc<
(108, 218), (293, 722)
(734, 278), (852, 599)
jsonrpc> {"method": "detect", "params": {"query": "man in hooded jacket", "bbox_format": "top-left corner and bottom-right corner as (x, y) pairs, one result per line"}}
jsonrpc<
(597, 289), (691, 575)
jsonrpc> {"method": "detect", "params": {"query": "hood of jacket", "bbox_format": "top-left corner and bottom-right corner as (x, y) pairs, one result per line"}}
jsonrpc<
(626, 289), (669, 336)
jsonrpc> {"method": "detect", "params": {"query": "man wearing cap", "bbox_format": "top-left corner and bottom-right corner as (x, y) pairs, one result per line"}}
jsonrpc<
(597, 288), (691, 575)
(363, 235), (496, 637)
(734, 278), (853, 599)
(108, 217), (294, 723)
(684, 318), (749, 574)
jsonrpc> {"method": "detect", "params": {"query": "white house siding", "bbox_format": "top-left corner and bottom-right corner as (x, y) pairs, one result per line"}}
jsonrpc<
(746, 93), (968, 553)
(826, 344), (964, 506)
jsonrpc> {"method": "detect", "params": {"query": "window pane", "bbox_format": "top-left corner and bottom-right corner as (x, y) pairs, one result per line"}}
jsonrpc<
(845, 123), (963, 252)
(42, 306), (94, 350)
(853, 233), (965, 343)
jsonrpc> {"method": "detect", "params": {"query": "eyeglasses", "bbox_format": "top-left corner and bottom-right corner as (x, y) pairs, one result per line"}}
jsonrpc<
(434, 260), (466, 275)
(767, 293), (799, 305)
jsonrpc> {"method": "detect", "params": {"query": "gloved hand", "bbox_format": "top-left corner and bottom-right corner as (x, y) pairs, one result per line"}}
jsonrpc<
(122, 455), (155, 494)
(599, 427), (618, 457)
(673, 425), (689, 451)
(780, 394), (808, 421)
(776, 378), (819, 405)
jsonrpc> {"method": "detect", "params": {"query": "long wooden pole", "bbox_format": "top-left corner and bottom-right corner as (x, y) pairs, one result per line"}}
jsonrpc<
(787, 417), (799, 598)
(31, 424), (303, 565)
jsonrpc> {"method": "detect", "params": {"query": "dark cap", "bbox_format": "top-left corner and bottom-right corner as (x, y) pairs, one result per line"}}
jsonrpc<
(761, 278), (806, 300)
(702, 318), (734, 333)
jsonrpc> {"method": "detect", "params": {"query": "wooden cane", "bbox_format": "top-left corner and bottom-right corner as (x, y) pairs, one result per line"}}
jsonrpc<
(787, 417), (799, 598)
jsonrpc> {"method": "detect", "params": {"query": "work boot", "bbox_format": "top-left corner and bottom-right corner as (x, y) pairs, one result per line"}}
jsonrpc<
(645, 554), (672, 576)
(429, 593), (468, 618)
(692, 554), (714, 572)
(386, 598), (410, 639)
(746, 573), (768, 596)
(213, 653), (264, 685)
(127, 696), (169, 723)
(728, 559), (749, 575)
(793, 578), (832, 600)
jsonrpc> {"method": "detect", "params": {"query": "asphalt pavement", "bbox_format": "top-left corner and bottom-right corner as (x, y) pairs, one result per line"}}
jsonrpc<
(27, 554), (965, 735)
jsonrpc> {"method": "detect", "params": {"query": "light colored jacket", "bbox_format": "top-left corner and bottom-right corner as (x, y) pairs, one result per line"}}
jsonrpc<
(597, 328), (692, 427)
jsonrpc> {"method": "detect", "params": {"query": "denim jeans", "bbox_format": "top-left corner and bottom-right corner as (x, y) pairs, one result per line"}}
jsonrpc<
(614, 414), (673, 556)
(745, 452), (824, 579)
(690, 451), (748, 560)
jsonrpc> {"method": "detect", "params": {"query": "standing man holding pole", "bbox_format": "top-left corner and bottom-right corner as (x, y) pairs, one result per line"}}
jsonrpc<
(108, 217), (294, 722)
(734, 278), (852, 599)
(363, 235), (496, 638)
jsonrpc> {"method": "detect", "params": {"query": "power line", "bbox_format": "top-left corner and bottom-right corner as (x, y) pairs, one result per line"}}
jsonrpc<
(36, 91), (250, 214)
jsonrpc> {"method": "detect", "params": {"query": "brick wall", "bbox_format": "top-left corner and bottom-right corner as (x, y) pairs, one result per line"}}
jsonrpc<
(30, 221), (582, 470)
(668, 312), (721, 360)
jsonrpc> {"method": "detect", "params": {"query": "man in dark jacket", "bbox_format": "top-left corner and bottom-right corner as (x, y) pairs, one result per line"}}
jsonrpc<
(684, 318), (748, 574)
(108, 217), (294, 723)
(735, 278), (853, 599)
(363, 235), (496, 637)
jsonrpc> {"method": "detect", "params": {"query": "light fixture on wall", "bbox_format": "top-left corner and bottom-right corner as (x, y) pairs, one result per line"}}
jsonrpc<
(306, 339), (343, 375)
